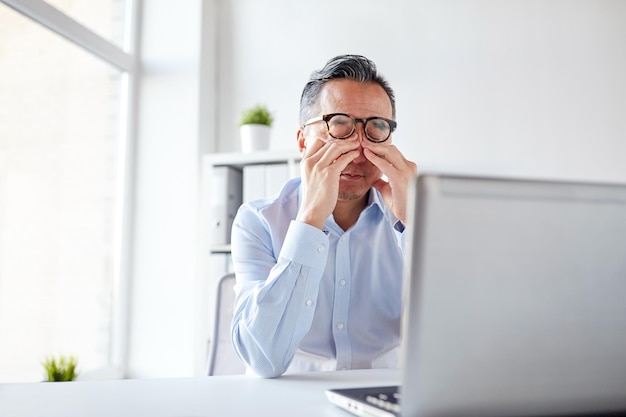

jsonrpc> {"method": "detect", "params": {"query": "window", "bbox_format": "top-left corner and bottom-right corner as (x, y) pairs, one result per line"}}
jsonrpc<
(0, 0), (134, 382)
(43, 0), (126, 47)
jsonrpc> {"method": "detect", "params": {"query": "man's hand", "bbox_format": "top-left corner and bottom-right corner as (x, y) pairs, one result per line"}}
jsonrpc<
(362, 141), (417, 225)
(296, 138), (360, 230)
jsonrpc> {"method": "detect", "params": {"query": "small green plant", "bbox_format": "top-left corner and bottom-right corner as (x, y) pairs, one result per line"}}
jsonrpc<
(240, 104), (273, 126)
(42, 355), (79, 382)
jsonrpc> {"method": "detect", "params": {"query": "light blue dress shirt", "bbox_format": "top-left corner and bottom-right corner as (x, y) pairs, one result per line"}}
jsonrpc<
(230, 178), (406, 378)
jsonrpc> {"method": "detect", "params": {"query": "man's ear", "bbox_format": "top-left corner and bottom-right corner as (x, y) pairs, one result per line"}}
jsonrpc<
(297, 128), (307, 155)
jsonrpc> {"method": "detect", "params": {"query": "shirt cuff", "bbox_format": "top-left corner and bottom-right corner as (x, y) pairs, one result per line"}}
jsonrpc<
(279, 220), (330, 269)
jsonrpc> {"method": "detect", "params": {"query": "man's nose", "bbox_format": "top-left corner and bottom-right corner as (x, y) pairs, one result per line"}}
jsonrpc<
(351, 120), (367, 143)
(349, 121), (368, 161)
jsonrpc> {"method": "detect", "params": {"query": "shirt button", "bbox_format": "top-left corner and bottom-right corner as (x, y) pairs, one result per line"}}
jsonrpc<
(336, 322), (344, 330)
(305, 299), (313, 307)
(340, 236), (346, 242)
(339, 279), (346, 286)
(317, 245), (325, 253)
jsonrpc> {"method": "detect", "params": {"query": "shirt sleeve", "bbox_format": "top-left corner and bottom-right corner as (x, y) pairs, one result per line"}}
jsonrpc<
(230, 205), (329, 378)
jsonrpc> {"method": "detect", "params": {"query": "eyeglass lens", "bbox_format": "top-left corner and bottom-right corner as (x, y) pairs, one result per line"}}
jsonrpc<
(327, 114), (391, 142)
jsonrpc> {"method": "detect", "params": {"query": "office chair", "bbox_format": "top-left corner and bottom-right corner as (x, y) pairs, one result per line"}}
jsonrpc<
(206, 273), (246, 376)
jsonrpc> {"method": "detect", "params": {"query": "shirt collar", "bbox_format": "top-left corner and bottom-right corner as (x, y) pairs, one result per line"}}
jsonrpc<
(366, 187), (385, 214)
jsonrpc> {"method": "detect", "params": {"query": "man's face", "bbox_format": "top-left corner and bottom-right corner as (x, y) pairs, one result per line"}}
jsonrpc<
(299, 79), (394, 202)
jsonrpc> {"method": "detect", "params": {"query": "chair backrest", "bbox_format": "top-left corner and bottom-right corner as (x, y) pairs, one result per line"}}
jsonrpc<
(206, 273), (246, 376)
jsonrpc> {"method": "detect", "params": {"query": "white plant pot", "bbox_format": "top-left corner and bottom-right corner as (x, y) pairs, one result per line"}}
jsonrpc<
(240, 124), (271, 153)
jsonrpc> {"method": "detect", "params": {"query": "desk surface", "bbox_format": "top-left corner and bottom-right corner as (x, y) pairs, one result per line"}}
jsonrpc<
(0, 368), (401, 417)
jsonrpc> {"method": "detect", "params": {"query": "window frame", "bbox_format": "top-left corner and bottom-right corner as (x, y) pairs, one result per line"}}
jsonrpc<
(0, 0), (140, 376)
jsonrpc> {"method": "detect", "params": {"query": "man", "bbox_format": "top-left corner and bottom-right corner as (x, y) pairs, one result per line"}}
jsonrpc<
(230, 54), (417, 378)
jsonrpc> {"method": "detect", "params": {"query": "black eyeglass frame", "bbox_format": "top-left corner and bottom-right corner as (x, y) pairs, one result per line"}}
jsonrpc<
(302, 113), (397, 143)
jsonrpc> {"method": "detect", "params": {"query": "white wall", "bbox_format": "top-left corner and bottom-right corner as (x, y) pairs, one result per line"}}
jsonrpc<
(127, 0), (203, 378)
(217, 0), (626, 183)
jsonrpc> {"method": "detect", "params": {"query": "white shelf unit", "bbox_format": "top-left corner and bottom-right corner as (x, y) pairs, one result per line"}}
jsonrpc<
(205, 149), (301, 174)
(202, 149), (301, 254)
(195, 150), (300, 375)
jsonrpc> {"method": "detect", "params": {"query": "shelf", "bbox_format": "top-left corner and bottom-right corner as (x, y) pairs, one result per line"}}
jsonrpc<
(209, 244), (232, 254)
(204, 150), (301, 170)
(202, 149), (303, 258)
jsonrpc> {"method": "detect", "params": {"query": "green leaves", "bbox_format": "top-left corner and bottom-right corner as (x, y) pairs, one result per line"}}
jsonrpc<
(42, 355), (79, 382)
(240, 104), (273, 126)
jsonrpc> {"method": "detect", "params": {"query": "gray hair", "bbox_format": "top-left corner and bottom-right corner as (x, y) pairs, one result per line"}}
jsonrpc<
(299, 54), (396, 126)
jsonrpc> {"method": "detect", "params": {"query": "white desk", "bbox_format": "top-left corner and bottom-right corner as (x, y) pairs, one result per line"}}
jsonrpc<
(0, 368), (401, 417)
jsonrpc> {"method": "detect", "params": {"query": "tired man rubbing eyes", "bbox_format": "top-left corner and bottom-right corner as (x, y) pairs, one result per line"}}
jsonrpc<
(230, 54), (418, 378)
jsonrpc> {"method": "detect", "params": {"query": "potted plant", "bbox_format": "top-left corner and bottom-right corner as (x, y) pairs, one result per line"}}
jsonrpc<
(239, 104), (273, 153)
(42, 355), (79, 381)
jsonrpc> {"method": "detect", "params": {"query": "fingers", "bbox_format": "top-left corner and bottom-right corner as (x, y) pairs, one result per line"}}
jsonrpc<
(362, 143), (417, 180)
(302, 138), (361, 173)
(297, 138), (362, 229)
(363, 143), (417, 225)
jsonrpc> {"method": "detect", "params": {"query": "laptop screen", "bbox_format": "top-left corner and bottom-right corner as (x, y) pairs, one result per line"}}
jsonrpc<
(400, 174), (626, 417)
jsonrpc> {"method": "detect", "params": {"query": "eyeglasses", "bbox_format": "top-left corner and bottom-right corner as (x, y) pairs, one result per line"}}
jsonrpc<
(302, 113), (397, 143)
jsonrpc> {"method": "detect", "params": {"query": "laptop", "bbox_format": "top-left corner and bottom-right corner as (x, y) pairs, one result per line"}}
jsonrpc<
(327, 173), (626, 417)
